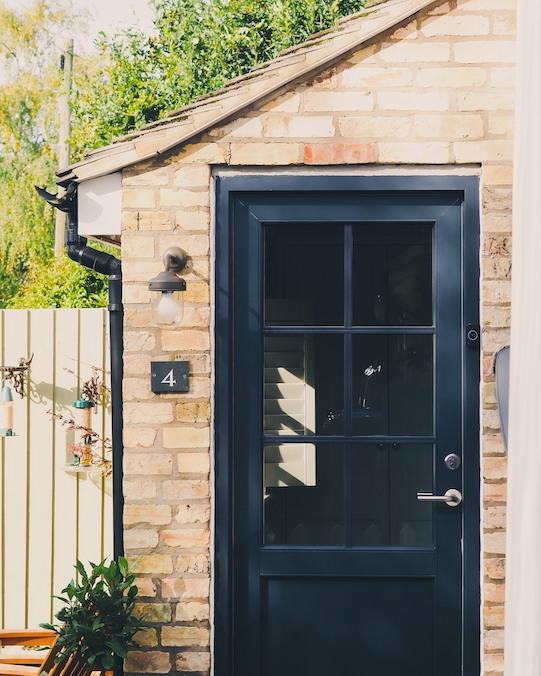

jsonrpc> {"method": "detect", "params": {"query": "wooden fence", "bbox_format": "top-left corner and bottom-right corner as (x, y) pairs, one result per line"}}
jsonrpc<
(0, 309), (113, 628)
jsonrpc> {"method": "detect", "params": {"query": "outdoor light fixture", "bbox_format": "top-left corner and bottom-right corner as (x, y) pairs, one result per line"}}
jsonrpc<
(0, 382), (14, 437)
(148, 247), (188, 326)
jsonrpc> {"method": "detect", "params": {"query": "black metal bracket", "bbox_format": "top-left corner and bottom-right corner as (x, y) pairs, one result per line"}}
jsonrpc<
(0, 355), (33, 398)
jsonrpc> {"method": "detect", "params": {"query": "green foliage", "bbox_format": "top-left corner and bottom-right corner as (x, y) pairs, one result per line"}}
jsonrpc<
(8, 253), (109, 309)
(0, 1), (108, 309)
(40, 558), (142, 671)
(71, 0), (367, 158)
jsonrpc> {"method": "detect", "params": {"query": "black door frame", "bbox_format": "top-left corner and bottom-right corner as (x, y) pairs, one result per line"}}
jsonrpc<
(214, 174), (481, 676)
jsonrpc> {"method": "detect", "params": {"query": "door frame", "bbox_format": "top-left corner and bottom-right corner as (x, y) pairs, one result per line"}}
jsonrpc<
(214, 174), (481, 676)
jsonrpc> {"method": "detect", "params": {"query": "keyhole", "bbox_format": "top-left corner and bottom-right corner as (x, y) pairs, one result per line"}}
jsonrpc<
(444, 453), (461, 471)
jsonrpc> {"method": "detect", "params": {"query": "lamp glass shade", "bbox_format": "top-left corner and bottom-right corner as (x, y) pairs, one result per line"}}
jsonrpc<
(152, 290), (184, 326)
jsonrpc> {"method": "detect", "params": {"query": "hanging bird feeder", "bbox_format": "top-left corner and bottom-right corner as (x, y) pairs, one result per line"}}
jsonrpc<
(71, 398), (95, 466)
(0, 382), (15, 437)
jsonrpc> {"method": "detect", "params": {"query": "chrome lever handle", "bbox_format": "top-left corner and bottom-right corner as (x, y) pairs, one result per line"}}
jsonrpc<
(417, 489), (462, 507)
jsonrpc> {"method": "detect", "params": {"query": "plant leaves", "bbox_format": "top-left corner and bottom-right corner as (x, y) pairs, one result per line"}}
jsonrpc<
(118, 556), (128, 577)
(48, 557), (141, 668)
(108, 639), (127, 658)
(75, 559), (89, 583)
(102, 653), (114, 670)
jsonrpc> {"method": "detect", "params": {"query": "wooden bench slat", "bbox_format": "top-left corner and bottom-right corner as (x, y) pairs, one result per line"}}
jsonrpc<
(0, 657), (43, 666)
(0, 664), (38, 676)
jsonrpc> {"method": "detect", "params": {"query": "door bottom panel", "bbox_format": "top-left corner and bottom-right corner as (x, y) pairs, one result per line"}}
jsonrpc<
(263, 577), (434, 676)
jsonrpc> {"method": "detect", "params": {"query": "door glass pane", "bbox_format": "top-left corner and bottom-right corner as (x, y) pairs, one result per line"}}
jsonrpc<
(264, 334), (343, 436)
(389, 443), (433, 546)
(353, 224), (432, 326)
(351, 444), (433, 547)
(264, 223), (344, 325)
(264, 444), (344, 545)
(352, 334), (433, 436)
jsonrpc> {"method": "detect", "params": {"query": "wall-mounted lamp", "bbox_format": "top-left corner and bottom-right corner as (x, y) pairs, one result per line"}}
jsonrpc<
(0, 382), (14, 437)
(148, 247), (188, 326)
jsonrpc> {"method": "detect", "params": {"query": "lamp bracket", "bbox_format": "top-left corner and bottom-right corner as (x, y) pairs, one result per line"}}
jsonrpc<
(163, 247), (188, 273)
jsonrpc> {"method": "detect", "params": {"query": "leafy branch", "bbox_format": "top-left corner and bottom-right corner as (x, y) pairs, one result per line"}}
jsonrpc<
(47, 409), (112, 476)
(63, 366), (110, 407)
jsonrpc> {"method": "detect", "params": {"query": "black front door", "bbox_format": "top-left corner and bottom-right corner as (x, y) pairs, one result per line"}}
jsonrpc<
(215, 176), (480, 676)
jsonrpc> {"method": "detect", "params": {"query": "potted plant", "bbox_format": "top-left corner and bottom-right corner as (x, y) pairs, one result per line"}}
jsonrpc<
(41, 558), (141, 671)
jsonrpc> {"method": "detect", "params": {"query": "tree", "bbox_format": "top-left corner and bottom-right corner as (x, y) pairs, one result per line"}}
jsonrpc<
(0, 1), (109, 308)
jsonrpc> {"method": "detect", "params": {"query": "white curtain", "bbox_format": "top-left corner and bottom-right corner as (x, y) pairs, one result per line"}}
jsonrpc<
(504, 1), (541, 673)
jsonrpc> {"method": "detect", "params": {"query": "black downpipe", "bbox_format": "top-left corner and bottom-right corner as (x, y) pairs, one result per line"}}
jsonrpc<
(107, 274), (124, 559)
(62, 189), (124, 560)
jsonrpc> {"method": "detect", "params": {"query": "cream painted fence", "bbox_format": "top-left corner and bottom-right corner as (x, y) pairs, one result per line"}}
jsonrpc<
(0, 309), (113, 628)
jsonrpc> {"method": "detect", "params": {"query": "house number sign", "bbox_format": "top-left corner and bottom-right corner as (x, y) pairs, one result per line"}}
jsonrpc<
(151, 361), (190, 393)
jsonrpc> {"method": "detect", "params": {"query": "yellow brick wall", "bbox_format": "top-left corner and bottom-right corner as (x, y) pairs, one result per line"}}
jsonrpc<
(121, 0), (514, 673)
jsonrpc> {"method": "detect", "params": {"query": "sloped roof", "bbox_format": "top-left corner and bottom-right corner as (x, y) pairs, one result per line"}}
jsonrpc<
(57, 0), (443, 185)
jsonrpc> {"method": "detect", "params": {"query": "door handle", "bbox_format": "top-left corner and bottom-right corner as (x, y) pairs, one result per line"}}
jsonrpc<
(417, 489), (462, 507)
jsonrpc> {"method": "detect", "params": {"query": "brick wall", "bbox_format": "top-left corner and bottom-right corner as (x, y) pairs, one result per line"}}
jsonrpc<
(121, 0), (514, 673)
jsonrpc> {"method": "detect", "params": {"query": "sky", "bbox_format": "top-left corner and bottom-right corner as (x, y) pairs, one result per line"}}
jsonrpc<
(4, 0), (156, 54)
(72, 0), (156, 51)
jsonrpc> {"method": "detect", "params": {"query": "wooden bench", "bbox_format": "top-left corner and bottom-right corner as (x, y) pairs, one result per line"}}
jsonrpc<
(0, 630), (105, 676)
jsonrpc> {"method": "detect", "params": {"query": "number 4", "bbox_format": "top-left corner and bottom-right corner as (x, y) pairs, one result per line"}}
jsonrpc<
(161, 368), (177, 387)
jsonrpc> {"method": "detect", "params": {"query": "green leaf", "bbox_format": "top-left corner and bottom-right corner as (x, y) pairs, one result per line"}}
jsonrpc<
(75, 560), (89, 582)
(102, 653), (114, 670)
(108, 639), (127, 658)
(118, 556), (129, 577)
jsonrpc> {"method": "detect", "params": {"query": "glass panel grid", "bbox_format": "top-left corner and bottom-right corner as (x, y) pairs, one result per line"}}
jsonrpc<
(262, 221), (436, 549)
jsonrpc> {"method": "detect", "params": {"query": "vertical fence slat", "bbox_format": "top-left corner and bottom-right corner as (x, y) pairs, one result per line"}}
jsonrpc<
(0, 311), (5, 628)
(102, 320), (114, 561)
(100, 312), (107, 561)
(3, 310), (29, 627)
(77, 310), (107, 568)
(24, 311), (31, 627)
(49, 311), (57, 623)
(27, 310), (55, 627)
(53, 310), (83, 613)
